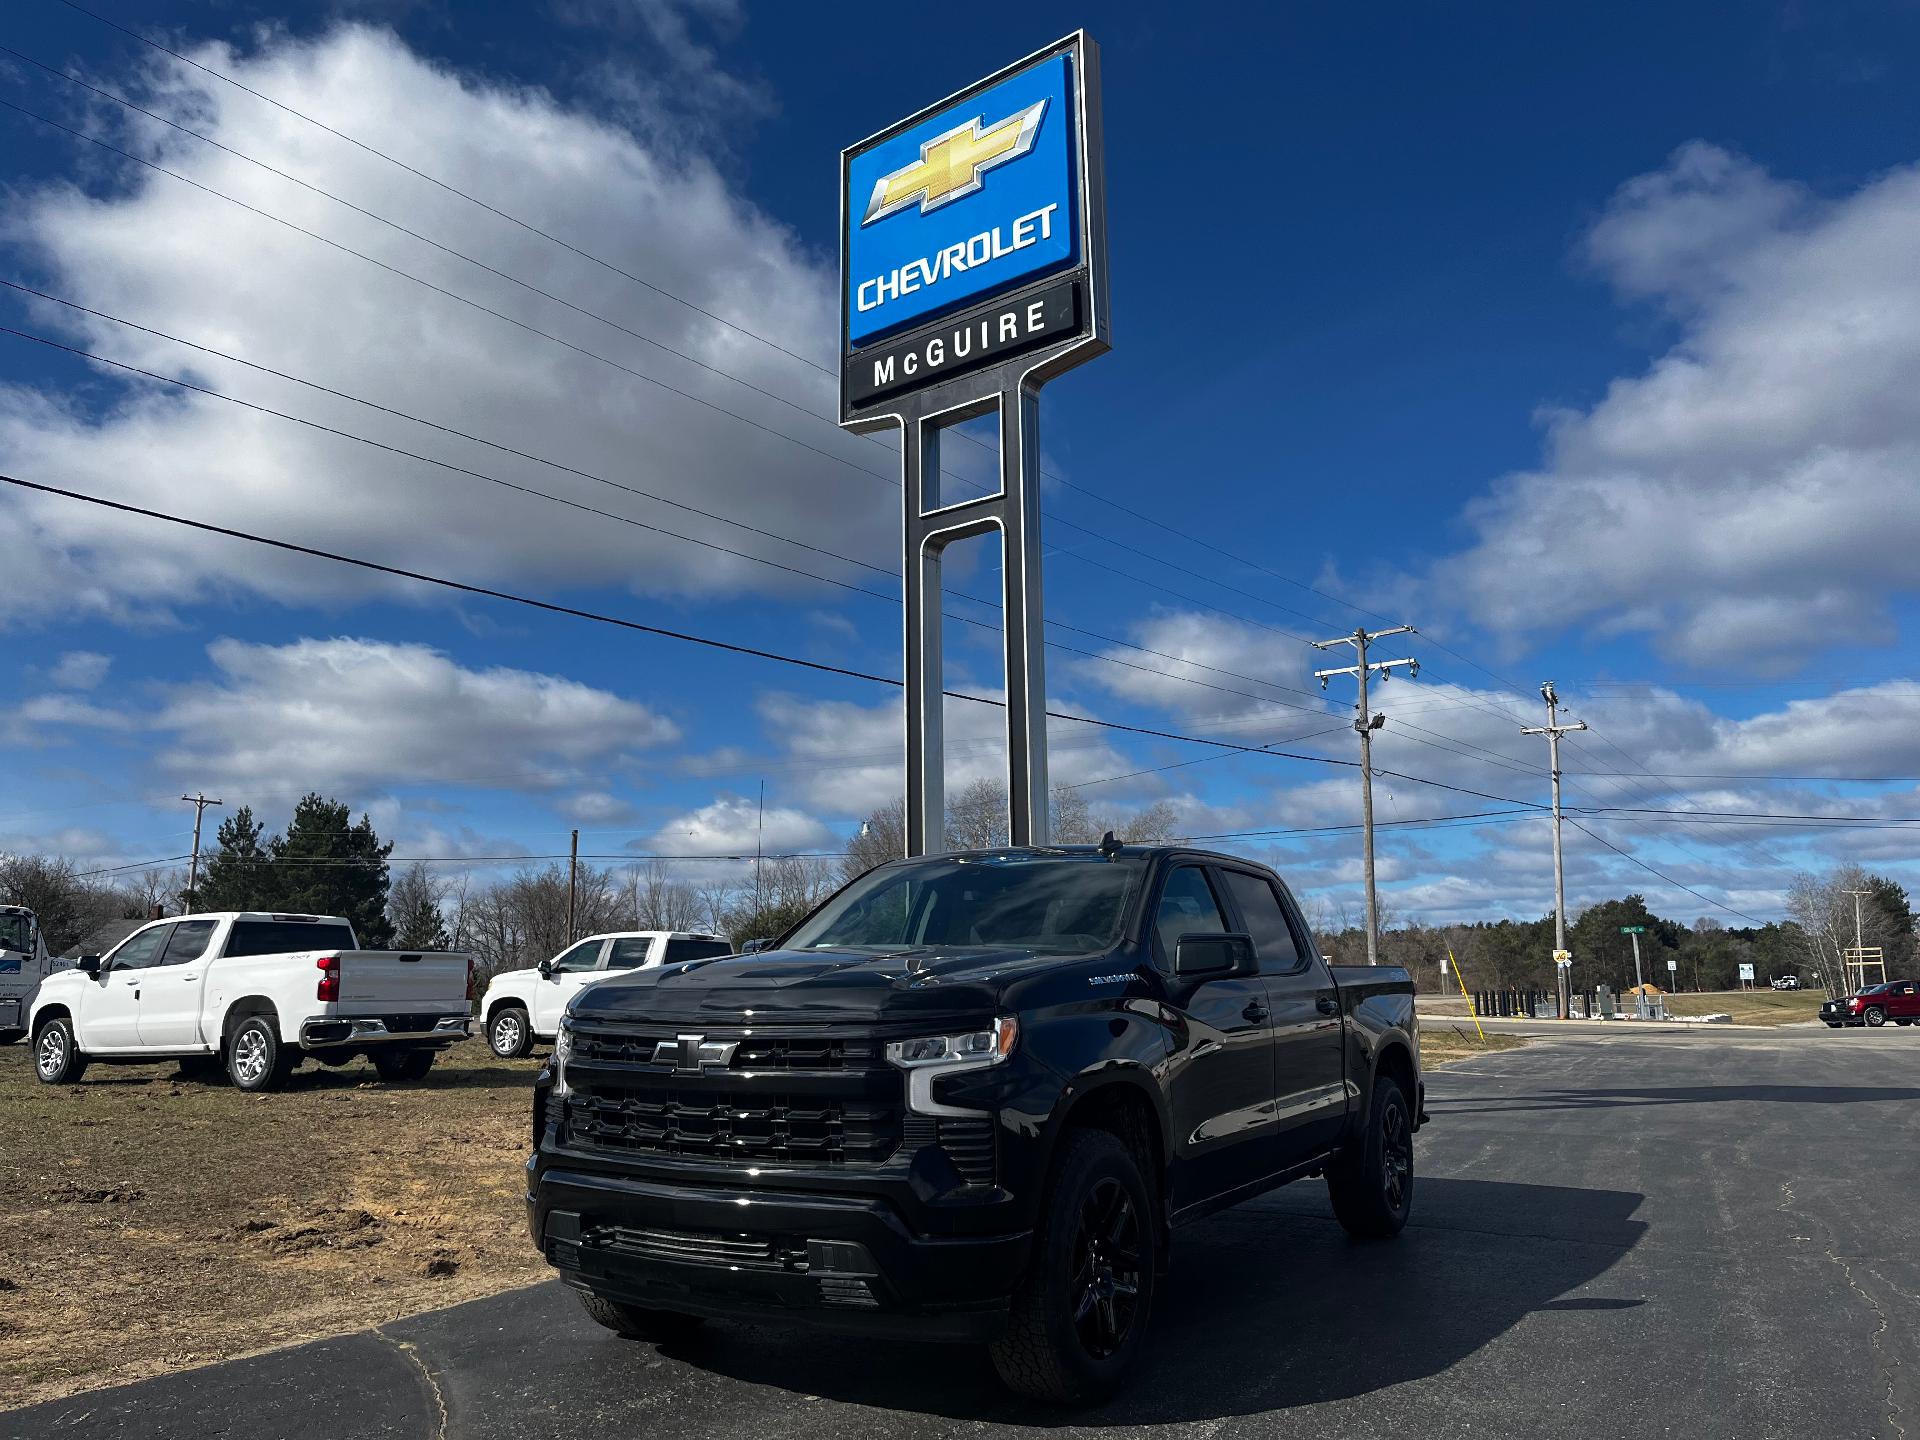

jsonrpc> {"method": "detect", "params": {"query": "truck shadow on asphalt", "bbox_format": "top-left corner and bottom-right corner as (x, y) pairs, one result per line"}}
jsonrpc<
(1436, 1083), (1920, 1114)
(648, 1176), (1648, 1426)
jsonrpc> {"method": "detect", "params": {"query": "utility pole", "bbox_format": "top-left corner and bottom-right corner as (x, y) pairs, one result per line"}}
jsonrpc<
(180, 793), (224, 915)
(1845, 888), (1869, 953)
(1313, 625), (1418, 965)
(1522, 682), (1587, 1019)
(566, 828), (579, 945)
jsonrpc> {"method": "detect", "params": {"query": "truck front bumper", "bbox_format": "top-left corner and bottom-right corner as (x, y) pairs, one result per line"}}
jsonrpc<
(531, 1165), (1030, 1342)
(300, 1014), (470, 1047)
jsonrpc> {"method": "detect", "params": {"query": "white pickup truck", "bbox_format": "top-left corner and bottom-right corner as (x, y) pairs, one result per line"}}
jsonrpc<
(479, 929), (731, 1057)
(1, 904), (59, 1044)
(28, 911), (472, 1091)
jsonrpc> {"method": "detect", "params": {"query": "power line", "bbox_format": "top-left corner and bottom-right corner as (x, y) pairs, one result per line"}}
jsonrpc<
(0, 317), (1337, 719)
(1562, 818), (1771, 927)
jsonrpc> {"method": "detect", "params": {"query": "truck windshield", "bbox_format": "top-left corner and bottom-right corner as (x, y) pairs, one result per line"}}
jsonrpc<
(0, 914), (31, 953)
(785, 854), (1145, 955)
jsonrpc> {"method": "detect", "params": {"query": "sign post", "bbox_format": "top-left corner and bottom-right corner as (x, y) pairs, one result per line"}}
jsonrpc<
(1620, 924), (1646, 992)
(840, 33), (1110, 855)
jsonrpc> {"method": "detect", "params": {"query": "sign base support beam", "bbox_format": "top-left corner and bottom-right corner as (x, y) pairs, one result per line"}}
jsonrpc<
(903, 383), (1050, 857)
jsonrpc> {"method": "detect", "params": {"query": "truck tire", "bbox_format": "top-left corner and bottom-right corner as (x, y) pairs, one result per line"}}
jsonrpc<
(227, 1014), (295, 1092)
(1865, 1006), (1888, 1027)
(373, 1048), (436, 1083)
(488, 1005), (533, 1059)
(1327, 1072), (1415, 1240)
(33, 1016), (87, 1084)
(577, 1291), (705, 1342)
(989, 1127), (1156, 1405)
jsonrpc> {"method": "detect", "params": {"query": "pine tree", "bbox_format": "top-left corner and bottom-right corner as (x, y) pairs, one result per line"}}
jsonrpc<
(269, 794), (395, 946)
(194, 806), (274, 913)
(389, 861), (452, 949)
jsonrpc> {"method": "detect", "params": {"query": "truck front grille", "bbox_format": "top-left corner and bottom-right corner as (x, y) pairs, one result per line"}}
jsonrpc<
(564, 1087), (899, 1164)
(561, 1021), (904, 1167)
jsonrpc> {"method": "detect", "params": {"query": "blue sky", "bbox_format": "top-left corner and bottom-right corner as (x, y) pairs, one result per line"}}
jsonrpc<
(6, 0), (1920, 926)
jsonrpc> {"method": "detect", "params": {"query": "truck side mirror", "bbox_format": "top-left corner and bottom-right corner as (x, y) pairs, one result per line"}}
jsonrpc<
(1174, 933), (1252, 977)
(740, 938), (774, 955)
(77, 954), (102, 976)
(537, 958), (553, 978)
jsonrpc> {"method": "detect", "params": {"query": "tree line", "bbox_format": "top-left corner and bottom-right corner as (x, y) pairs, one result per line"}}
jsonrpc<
(6, 786), (1912, 999)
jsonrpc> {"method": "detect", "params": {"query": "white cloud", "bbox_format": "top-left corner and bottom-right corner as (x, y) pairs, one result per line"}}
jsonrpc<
(48, 651), (112, 689)
(651, 793), (831, 856)
(0, 24), (890, 629)
(563, 790), (638, 825)
(151, 636), (677, 800)
(1435, 141), (1920, 669)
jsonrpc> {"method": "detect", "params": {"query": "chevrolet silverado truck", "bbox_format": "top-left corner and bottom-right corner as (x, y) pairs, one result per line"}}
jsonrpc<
(1822, 980), (1920, 1027)
(480, 930), (733, 1058)
(526, 844), (1423, 1403)
(0, 904), (58, 1045)
(29, 911), (473, 1090)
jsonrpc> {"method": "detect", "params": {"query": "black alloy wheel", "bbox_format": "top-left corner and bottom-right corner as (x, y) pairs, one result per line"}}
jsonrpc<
(1865, 1006), (1888, 1028)
(1070, 1177), (1144, 1361)
(1380, 1088), (1413, 1216)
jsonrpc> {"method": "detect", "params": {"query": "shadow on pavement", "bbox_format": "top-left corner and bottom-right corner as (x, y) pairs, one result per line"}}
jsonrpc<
(1439, 1083), (1920, 1114)
(637, 1176), (1647, 1427)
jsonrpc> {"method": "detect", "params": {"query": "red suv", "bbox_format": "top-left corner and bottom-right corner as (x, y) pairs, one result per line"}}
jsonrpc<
(1821, 980), (1920, 1028)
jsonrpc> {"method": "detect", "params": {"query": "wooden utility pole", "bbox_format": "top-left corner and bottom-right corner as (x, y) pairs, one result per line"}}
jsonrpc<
(1312, 625), (1419, 965)
(180, 793), (224, 915)
(1522, 683), (1587, 1019)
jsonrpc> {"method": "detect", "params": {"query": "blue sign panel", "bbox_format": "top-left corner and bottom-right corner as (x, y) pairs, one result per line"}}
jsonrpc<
(845, 53), (1079, 348)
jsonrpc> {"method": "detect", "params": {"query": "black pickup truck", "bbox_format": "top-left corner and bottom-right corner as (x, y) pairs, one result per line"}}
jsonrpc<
(527, 844), (1423, 1402)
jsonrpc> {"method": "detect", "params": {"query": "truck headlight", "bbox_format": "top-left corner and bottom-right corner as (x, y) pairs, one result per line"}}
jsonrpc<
(888, 1018), (1018, 1116)
(553, 1021), (574, 1097)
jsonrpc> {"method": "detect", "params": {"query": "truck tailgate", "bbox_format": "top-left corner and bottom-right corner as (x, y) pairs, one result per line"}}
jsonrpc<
(337, 951), (470, 1011)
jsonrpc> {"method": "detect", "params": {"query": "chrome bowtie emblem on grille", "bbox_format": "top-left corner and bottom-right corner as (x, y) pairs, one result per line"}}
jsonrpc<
(653, 1033), (739, 1072)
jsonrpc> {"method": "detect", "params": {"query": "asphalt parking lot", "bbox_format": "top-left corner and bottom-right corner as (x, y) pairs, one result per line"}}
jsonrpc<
(13, 1029), (1918, 1440)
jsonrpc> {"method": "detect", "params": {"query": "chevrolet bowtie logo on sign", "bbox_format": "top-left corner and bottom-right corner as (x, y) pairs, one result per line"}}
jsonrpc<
(862, 100), (1048, 224)
(843, 50), (1083, 353)
(651, 1034), (739, 1072)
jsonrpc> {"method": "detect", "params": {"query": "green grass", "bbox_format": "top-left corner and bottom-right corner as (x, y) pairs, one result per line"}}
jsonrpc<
(1661, 990), (1826, 1026)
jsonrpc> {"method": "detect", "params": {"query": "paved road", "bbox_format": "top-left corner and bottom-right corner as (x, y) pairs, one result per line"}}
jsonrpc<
(15, 1030), (1919, 1440)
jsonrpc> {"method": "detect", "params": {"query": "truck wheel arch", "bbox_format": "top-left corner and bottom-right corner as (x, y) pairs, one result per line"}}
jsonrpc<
(30, 1001), (71, 1037)
(1371, 1041), (1421, 1131)
(1048, 1071), (1172, 1256)
(221, 997), (282, 1048)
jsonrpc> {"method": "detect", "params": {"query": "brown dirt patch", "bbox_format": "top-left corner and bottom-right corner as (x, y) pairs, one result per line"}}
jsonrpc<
(0, 1037), (549, 1409)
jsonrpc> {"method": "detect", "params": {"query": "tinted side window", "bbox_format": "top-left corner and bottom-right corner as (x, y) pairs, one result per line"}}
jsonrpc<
(664, 938), (732, 964)
(224, 921), (357, 957)
(550, 939), (604, 973)
(604, 938), (655, 969)
(1154, 867), (1227, 961)
(1222, 872), (1302, 974)
(158, 919), (219, 966)
(107, 925), (171, 971)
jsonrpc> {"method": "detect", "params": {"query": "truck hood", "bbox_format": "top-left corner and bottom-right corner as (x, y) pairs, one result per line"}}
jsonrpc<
(567, 944), (1061, 1027)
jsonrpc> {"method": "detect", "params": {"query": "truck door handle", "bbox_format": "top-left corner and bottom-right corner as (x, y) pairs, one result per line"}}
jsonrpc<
(1243, 1001), (1269, 1024)
(1316, 996), (1340, 1016)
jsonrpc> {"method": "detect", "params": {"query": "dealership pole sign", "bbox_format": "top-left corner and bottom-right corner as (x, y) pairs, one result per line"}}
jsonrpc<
(840, 32), (1109, 856)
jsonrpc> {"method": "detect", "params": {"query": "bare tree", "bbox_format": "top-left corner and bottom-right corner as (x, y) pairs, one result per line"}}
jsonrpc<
(633, 861), (703, 931)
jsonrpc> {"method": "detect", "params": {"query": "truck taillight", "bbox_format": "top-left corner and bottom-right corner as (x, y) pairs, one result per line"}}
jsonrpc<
(316, 953), (341, 1003)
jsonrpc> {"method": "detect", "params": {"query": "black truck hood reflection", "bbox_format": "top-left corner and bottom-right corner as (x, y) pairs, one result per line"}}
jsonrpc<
(567, 944), (1064, 1026)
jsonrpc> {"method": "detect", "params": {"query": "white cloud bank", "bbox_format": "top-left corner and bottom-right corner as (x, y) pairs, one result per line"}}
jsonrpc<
(0, 23), (889, 627)
(1441, 141), (1920, 671)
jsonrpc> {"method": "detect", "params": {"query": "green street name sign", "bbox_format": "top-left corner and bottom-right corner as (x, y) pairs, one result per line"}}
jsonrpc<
(1620, 925), (1646, 934)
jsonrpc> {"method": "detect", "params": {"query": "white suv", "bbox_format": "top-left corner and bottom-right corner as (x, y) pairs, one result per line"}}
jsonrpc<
(479, 931), (732, 1057)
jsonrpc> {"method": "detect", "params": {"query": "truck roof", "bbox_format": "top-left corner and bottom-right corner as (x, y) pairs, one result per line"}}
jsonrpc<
(177, 912), (350, 924)
(576, 929), (726, 942)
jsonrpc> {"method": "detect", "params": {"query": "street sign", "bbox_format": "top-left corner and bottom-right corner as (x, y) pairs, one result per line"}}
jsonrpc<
(1739, 962), (1755, 982)
(840, 33), (1108, 421)
(1667, 960), (1679, 973)
(1553, 949), (1572, 966)
(1620, 925), (1646, 934)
